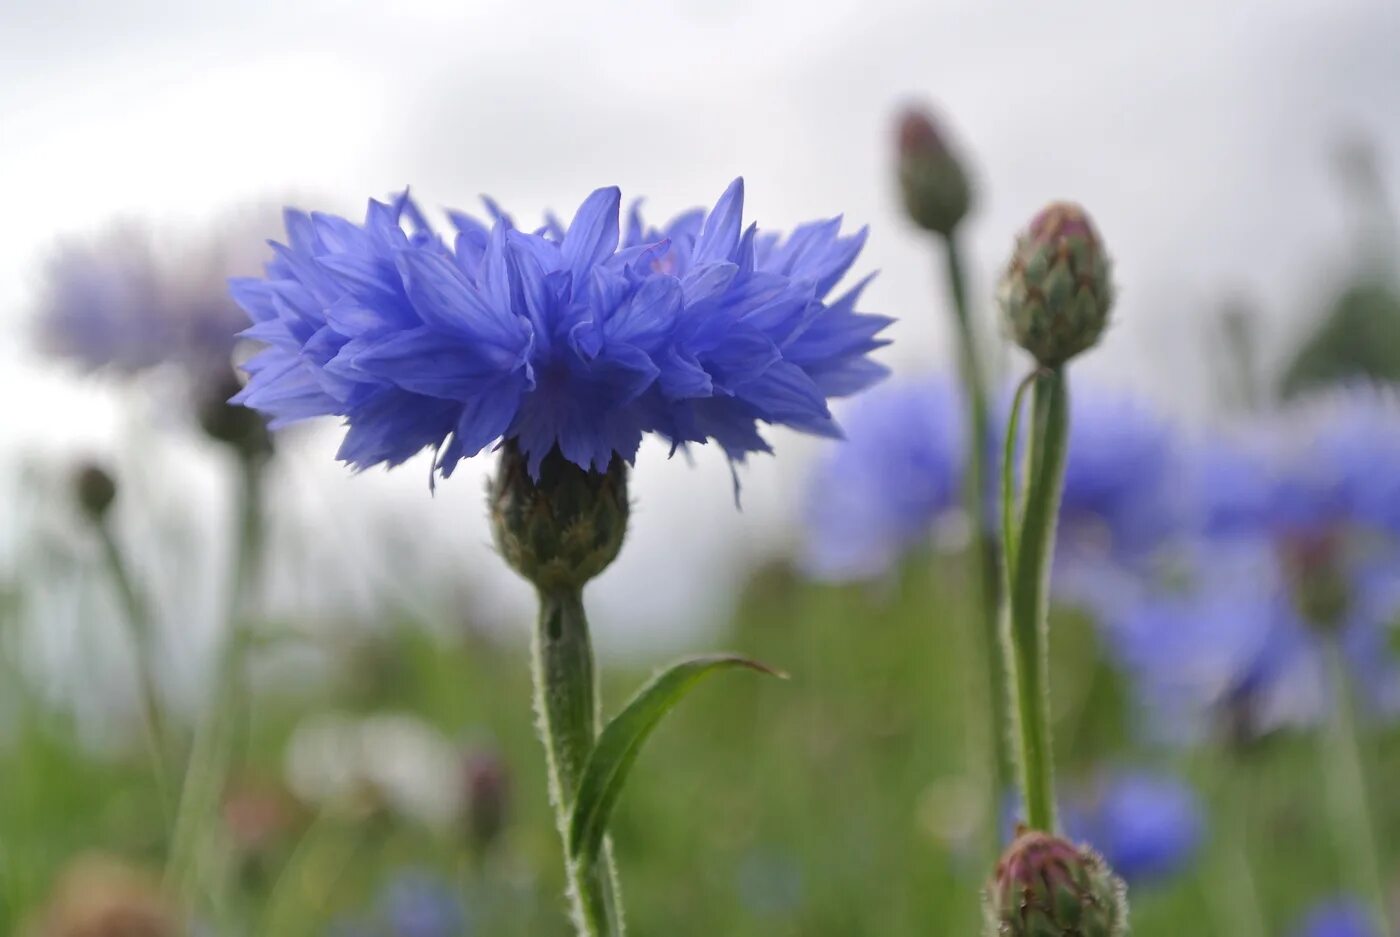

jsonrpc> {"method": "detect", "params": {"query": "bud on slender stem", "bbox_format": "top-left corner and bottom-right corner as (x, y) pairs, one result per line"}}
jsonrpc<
(72, 462), (174, 814)
(987, 829), (1127, 937)
(999, 203), (1114, 368)
(896, 107), (974, 237)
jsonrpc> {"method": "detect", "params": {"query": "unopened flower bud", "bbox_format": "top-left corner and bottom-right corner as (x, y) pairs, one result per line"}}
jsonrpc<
(73, 463), (117, 521)
(896, 107), (973, 237)
(463, 748), (510, 854)
(489, 442), (629, 592)
(205, 373), (273, 460)
(986, 829), (1127, 937)
(999, 203), (1114, 367)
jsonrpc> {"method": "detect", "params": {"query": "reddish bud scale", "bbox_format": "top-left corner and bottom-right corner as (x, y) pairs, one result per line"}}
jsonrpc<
(986, 830), (1128, 937)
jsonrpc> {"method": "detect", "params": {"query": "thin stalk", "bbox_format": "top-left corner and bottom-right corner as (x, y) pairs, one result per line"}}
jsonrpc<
(1000, 368), (1069, 832)
(533, 587), (625, 937)
(942, 235), (1012, 828)
(1197, 749), (1267, 937)
(165, 454), (266, 911)
(93, 517), (174, 818)
(1321, 638), (1391, 934)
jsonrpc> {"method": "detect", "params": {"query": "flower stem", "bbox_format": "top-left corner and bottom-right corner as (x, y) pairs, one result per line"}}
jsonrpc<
(165, 454), (265, 913)
(1321, 637), (1392, 934)
(941, 234), (1010, 850)
(533, 587), (625, 937)
(1000, 368), (1069, 832)
(93, 516), (173, 817)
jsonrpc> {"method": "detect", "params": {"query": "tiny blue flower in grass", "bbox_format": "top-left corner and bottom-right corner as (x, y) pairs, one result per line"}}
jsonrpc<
(1290, 898), (1382, 937)
(232, 180), (890, 481)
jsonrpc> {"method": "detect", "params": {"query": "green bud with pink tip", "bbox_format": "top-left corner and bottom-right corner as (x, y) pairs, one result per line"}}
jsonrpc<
(985, 829), (1128, 937)
(999, 203), (1114, 368)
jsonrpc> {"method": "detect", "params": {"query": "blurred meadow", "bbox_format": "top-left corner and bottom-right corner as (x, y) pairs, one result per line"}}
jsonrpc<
(4, 3), (1400, 936)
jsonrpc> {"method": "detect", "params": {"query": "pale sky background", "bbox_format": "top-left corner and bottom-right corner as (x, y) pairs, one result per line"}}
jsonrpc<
(2, 0), (1398, 710)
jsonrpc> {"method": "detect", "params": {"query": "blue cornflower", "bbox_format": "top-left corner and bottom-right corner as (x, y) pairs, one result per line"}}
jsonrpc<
(799, 377), (965, 581)
(1289, 898), (1381, 937)
(37, 215), (274, 386)
(1105, 391), (1400, 740)
(231, 180), (890, 481)
(328, 871), (469, 937)
(1039, 390), (1186, 618)
(1063, 771), (1203, 884)
(799, 382), (1182, 587)
(1003, 771), (1203, 885)
(381, 872), (469, 937)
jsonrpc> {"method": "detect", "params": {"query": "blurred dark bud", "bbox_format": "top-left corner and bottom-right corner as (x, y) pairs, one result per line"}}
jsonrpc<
(199, 373), (273, 462)
(489, 442), (629, 592)
(222, 774), (301, 857)
(1333, 134), (1396, 264)
(24, 853), (184, 937)
(1280, 282), (1400, 399)
(896, 106), (973, 237)
(999, 203), (1115, 367)
(985, 829), (1127, 937)
(463, 747), (510, 854)
(73, 463), (118, 522)
(1279, 529), (1351, 631)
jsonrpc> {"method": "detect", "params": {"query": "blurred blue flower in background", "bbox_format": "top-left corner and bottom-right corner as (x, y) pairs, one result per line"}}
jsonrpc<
(799, 377), (964, 581)
(1063, 771), (1204, 885)
(1102, 391), (1400, 741)
(328, 870), (469, 937)
(798, 382), (1184, 593)
(381, 872), (469, 937)
(1289, 898), (1381, 937)
(36, 214), (274, 388)
(232, 180), (890, 481)
(1041, 390), (1186, 619)
(1003, 771), (1204, 886)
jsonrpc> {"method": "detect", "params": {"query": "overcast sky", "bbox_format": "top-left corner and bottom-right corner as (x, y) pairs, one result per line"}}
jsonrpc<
(2, 0), (1398, 668)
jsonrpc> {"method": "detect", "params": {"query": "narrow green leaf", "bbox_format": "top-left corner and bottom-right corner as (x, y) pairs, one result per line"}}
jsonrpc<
(568, 654), (785, 863)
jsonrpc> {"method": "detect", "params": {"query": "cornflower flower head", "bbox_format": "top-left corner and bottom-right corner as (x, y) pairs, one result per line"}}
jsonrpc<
(231, 180), (890, 483)
(1094, 389), (1400, 741)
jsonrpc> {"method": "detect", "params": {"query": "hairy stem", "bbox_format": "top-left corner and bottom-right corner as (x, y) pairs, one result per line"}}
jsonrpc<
(942, 235), (1010, 854)
(1001, 368), (1068, 832)
(533, 588), (625, 937)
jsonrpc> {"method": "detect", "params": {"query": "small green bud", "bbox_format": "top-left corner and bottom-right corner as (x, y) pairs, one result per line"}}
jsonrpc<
(986, 829), (1128, 937)
(489, 442), (629, 592)
(73, 462), (117, 521)
(999, 202), (1114, 367)
(896, 107), (973, 236)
